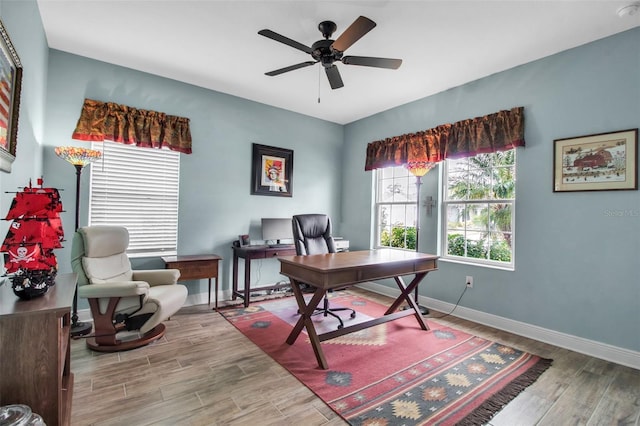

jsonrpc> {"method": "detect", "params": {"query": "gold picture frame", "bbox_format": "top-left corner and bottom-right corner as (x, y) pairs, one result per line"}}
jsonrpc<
(553, 129), (638, 192)
(0, 18), (22, 173)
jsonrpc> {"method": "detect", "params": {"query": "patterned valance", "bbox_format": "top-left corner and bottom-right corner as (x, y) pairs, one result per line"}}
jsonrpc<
(364, 107), (525, 170)
(71, 98), (192, 154)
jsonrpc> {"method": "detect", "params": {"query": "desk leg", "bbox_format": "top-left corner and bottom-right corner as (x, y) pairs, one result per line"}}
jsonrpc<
(208, 277), (219, 310)
(290, 278), (307, 317)
(286, 280), (328, 369)
(243, 257), (251, 308)
(389, 273), (429, 331)
(232, 252), (239, 301)
(214, 277), (218, 311)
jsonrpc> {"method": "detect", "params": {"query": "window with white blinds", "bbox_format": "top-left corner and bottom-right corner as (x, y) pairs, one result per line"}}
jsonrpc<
(89, 141), (180, 256)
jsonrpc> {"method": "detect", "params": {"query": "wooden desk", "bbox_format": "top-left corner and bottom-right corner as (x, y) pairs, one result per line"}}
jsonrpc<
(161, 254), (221, 309)
(0, 273), (77, 426)
(232, 244), (297, 307)
(279, 249), (438, 369)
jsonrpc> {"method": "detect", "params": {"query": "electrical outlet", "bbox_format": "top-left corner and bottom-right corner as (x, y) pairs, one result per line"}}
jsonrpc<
(466, 276), (473, 288)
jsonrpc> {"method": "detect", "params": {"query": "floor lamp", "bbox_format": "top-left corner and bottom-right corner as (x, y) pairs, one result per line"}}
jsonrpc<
(55, 146), (102, 337)
(405, 160), (437, 315)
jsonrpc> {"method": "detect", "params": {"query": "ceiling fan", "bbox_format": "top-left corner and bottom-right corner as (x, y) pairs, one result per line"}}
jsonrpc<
(258, 16), (402, 89)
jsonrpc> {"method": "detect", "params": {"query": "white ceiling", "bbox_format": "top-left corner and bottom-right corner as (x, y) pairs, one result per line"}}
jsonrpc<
(37, 0), (640, 125)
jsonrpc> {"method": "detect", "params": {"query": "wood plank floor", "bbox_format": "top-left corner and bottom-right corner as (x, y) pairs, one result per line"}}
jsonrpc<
(70, 288), (640, 425)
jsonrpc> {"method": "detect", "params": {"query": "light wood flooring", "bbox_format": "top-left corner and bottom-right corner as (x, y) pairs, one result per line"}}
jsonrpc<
(70, 288), (640, 425)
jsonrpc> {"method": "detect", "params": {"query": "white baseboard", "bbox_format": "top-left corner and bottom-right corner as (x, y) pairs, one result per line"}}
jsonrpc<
(185, 291), (215, 307)
(356, 281), (640, 370)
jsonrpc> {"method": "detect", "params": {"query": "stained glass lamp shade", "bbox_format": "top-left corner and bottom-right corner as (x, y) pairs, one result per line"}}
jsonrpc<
(405, 160), (437, 177)
(54, 146), (102, 168)
(55, 146), (101, 230)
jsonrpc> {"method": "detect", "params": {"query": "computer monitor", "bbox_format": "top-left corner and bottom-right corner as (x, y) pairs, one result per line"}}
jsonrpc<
(261, 218), (293, 245)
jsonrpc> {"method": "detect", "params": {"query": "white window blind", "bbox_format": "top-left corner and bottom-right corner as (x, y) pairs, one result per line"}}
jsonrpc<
(89, 141), (180, 256)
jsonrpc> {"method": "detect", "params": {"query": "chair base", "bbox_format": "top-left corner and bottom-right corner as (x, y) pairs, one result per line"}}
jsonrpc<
(85, 323), (166, 352)
(313, 304), (356, 329)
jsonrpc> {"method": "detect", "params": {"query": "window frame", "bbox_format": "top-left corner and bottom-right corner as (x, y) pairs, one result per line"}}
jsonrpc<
(374, 165), (418, 251)
(440, 150), (516, 270)
(88, 141), (181, 258)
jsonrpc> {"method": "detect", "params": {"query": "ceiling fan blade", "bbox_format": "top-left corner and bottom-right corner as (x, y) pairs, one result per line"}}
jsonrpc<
(265, 61), (317, 76)
(325, 65), (344, 90)
(258, 29), (313, 54)
(331, 16), (376, 53)
(342, 56), (402, 69)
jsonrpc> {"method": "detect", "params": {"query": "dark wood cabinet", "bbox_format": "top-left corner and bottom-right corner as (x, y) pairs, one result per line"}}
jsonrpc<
(0, 273), (76, 426)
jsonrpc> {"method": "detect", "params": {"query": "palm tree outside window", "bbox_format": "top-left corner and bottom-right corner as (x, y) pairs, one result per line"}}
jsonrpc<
(443, 149), (516, 268)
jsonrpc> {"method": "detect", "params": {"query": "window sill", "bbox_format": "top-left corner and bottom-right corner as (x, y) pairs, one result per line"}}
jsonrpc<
(374, 246), (416, 252)
(440, 256), (515, 271)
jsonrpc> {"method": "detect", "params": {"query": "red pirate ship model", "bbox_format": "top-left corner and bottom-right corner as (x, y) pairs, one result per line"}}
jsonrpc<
(1, 178), (64, 299)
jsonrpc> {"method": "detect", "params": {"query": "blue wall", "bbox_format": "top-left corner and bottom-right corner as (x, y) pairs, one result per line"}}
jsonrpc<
(343, 27), (640, 352)
(0, 0), (49, 220)
(1, 0), (638, 355)
(42, 50), (344, 298)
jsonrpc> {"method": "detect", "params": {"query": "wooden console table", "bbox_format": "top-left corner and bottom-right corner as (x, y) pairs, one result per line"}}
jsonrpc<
(161, 254), (221, 309)
(0, 273), (77, 426)
(232, 244), (297, 307)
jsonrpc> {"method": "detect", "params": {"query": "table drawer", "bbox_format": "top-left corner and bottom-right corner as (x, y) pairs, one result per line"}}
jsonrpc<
(170, 262), (218, 280)
(265, 248), (297, 257)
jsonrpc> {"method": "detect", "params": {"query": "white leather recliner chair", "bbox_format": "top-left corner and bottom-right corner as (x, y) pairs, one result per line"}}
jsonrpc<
(71, 225), (187, 352)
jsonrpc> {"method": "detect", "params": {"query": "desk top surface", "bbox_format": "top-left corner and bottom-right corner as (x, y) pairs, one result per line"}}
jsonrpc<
(278, 249), (438, 272)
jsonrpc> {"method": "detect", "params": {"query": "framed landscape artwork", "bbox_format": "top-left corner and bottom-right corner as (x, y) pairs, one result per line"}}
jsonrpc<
(0, 19), (22, 173)
(251, 143), (293, 197)
(553, 129), (638, 192)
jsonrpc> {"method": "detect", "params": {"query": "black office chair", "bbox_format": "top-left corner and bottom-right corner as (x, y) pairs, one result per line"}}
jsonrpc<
(292, 214), (356, 329)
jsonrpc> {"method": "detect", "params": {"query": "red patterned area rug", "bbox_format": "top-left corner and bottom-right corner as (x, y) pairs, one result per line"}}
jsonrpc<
(220, 292), (552, 425)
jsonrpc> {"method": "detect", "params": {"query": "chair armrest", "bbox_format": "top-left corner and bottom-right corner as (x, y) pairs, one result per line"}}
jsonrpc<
(132, 269), (180, 286)
(78, 281), (150, 298)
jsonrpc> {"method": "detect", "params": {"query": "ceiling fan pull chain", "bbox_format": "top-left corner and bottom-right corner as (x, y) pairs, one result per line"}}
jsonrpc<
(318, 65), (321, 104)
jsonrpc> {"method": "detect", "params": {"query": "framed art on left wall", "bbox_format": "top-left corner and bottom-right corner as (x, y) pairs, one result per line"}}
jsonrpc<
(0, 18), (22, 173)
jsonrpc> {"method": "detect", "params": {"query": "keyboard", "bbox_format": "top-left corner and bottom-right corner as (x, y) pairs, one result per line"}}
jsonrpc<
(268, 244), (291, 248)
